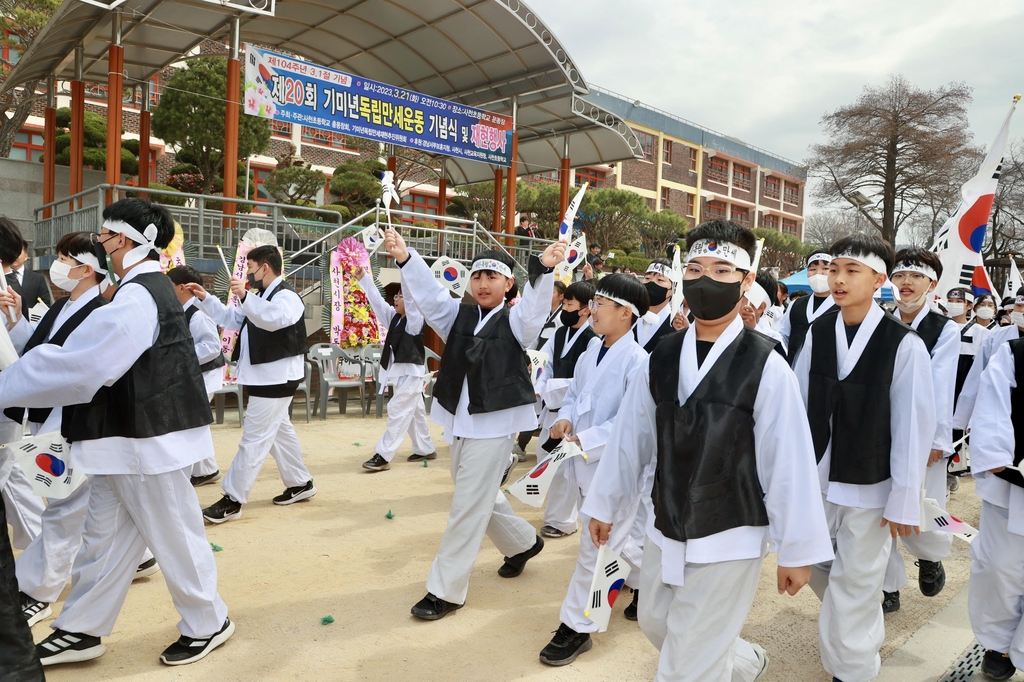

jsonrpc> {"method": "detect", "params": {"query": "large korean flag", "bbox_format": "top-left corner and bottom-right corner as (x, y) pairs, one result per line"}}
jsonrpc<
(430, 256), (469, 297)
(557, 183), (589, 243)
(8, 434), (85, 499)
(584, 544), (632, 633)
(507, 440), (585, 507)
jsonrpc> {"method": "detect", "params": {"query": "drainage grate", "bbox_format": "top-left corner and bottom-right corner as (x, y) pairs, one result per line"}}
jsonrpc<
(939, 641), (986, 682)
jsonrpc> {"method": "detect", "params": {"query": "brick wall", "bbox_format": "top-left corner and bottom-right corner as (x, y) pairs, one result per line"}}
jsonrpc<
(661, 155), (695, 187)
(665, 188), (695, 229)
(620, 158), (656, 191)
(301, 144), (356, 170)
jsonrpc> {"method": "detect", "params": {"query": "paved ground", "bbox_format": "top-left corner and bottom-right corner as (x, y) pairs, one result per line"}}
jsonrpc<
(14, 408), (981, 681)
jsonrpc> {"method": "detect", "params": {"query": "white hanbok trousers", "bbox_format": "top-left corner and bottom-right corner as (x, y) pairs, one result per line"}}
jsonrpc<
(192, 391), (224, 478)
(543, 464), (579, 535)
(53, 468), (227, 638)
(883, 457), (953, 592)
(376, 375), (433, 462)
(969, 500), (1024, 668)
(425, 435), (536, 605)
(810, 499), (892, 682)
(15, 478), (91, 603)
(2, 462), (43, 550)
(639, 538), (765, 682)
(222, 395), (310, 505)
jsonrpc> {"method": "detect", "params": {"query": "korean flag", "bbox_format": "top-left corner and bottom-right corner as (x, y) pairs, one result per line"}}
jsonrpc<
(555, 233), (588, 284)
(557, 183), (589, 243)
(430, 256), (469, 296)
(357, 224), (385, 255)
(921, 495), (977, 543)
(526, 350), (549, 387)
(584, 544), (632, 633)
(507, 439), (584, 507)
(8, 434), (86, 499)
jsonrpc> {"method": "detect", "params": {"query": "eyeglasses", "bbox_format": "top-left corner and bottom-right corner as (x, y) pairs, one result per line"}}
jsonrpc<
(684, 263), (744, 282)
(890, 272), (930, 284)
(588, 300), (620, 313)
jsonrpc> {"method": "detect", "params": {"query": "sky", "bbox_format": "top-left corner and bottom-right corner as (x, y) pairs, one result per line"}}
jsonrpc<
(531, 0), (1024, 172)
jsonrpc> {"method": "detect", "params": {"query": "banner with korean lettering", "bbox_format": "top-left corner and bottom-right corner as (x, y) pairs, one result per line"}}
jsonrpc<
(244, 45), (513, 166)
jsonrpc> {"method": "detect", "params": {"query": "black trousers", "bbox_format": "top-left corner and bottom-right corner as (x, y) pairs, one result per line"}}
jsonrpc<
(0, 496), (44, 682)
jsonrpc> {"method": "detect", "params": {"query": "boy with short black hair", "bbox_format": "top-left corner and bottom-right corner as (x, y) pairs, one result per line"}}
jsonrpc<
(793, 234), (935, 682)
(634, 259), (676, 352)
(776, 251), (836, 364)
(585, 219), (833, 681)
(186, 245), (315, 523)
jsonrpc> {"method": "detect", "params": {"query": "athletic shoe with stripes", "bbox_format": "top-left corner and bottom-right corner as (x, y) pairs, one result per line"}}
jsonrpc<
(36, 629), (105, 665)
(20, 591), (50, 627)
(272, 480), (317, 505)
(159, 618), (235, 665)
(134, 557), (161, 580)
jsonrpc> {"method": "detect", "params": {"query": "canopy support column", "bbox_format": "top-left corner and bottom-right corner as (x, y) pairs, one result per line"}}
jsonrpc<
(436, 159), (447, 229)
(139, 80), (151, 194)
(559, 136), (571, 217)
(222, 17), (241, 222)
(503, 96), (518, 245)
(70, 47), (85, 209)
(492, 167), (503, 233)
(104, 10), (124, 206)
(43, 76), (56, 219)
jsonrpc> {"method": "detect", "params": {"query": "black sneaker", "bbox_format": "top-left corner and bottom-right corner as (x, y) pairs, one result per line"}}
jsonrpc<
(882, 590), (900, 613)
(191, 470), (221, 487)
(982, 650), (1016, 680)
(623, 588), (639, 621)
(407, 452), (437, 462)
(498, 536), (544, 578)
(917, 559), (945, 597)
(203, 495), (242, 524)
(500, 453), (518, 486)
(410, 593), (463, 621)
(539, 623), (593, 666)
(20, 592), (50, 627)
(134, 557), (161, 580)
(362, 454), (391, 471)
(36, 628), (105, 665)
(273, 480), (317, 505)
(540, 525), (575, 538)
(159, 617), (235, 666)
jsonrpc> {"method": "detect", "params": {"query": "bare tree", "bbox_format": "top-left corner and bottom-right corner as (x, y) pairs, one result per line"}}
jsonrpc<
(808, 75), (975, 245)
(802, 210), (860, 249)
(986, 140), (1024, 258)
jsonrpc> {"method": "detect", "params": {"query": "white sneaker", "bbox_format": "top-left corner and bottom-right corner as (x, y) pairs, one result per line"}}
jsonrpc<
(750, 642), (770, 681)
(513, 444), (527, 462)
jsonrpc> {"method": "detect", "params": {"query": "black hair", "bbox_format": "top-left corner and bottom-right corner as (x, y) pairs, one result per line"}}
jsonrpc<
(686, 219), (757, 261)
(596, 272), (650, 321)
(755, 270), (779, 307)
(829, 233), (895, 275)
(470, 249), (517, 278)
(1002, 296), (1016, 308)
(778, 282), (789, 295)
(247, 245), (282, 275)
(383, 282), (401, 305)
(589, 243), (601, 251)
(505, 279), (519, 304)
(1018, 287), (1024, 298)
(56, 232), (108, 284)
(790, 290), (808, 300)
(167, 264), (203, 287)
(101, 198), (175, 258)
(519, 215), (529, 224)
(0, 216), (24, 265)
(975, 293), (997, 306)
(553, 281), (567, 296)
(893, 247), (943, 280)
(946, 286), (973, 300)
(564, 280), (596, 307)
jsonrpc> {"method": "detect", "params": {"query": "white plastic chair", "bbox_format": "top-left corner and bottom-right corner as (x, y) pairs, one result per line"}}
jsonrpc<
(308, 343), (366, 419)
(213, 363), (245, 427)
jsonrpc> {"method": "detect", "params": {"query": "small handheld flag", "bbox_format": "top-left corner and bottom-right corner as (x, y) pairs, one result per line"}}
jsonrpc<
(507, 440), (585, 507)
(526, 350), (549, 386)
(584, 544), (632, 633)
(7, 434), (85, 500)
(216, 244), (231, 274)
(921, 496), (977, 544)
(670, 241), (684, 315)
(357, 225), (385, 255)
(558, 183), (588, 243)
(555, 233), (587, 284)
(430, 256), (469, 296)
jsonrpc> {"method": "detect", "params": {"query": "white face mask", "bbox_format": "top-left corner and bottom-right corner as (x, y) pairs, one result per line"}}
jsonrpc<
(976, 306), (995, 320)
(1014, 312), (1024, 328)
(895, 288), (929, 314)
(946, 302), (965, 317)
(808, 273), (831, 294)
(49, 260), (84, 293)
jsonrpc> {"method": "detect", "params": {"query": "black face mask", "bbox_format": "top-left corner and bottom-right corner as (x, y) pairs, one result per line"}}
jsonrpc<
(247, 268), (265, 292)
(560, 308), (581, 327)
(644, 281), (670, 306)
(683, 276), (742, 321)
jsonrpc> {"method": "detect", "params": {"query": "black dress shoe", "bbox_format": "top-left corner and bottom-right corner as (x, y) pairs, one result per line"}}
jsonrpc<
(362, 454), (390, 471)
(410, 593), (463, 621)
(917, 559), (945, 597)
(882, 590), (900, 613)
(407, 452), (437, 462)
(981, 649), (1016, 680)
(623, 588), (639, 621)
(190, 470), (221, 487)
(497, 536), (544, 578)
(539, 623), (592, 666)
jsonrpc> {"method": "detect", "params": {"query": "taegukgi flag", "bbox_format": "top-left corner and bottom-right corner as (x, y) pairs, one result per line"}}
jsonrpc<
(7, 434), (86, 500)
(507, 439), (585, 507)
(557, 183), (589, 243)
(584, 544), (632, 632)
(430, 256), (469, 297)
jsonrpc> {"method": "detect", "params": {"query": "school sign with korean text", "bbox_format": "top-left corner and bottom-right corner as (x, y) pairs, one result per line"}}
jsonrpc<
(243, 44), (513, 166)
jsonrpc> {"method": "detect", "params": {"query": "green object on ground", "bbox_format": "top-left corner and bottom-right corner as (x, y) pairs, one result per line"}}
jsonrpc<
(423, 460), (428, 467)
(321, 615), (334, 625)
(353, 442), (361, 446)
(210, 543), (223, 552)
(385, 510), (395, 519)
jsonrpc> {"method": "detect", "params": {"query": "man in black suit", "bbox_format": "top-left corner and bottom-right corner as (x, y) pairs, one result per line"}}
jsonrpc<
(0, 497), (44, 681)
(6, 238), (53, 319)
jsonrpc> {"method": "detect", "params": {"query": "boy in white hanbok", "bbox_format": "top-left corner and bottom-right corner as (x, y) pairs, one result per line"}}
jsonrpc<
(776, 251), (836, 365)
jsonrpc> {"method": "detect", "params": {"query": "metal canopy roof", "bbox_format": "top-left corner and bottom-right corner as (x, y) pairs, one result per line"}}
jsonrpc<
(5, 0), (641, 184)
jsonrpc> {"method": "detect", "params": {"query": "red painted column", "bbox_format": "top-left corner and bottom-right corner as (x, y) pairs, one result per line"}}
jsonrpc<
(70, 47), (85, 208)
(138, 81), (151, 193)
(492, 168), (503, 233)
(222, 19), (241, 221)
(104, 11), (124, 205)
(43, 77), (56, 219)
(559, 156), (571, 217)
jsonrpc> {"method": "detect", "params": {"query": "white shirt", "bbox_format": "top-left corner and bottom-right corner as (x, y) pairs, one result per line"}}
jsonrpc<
(958, 319), (991, 357)
(199, 276), (305, 386)
(793, 303), (935, 525)
(536, 305), (564, 350)
(8, 285), (103, 354)
(905, 305), (958, 455)
(399, 250), (553, 444)
(185, 297), (225, 396)
(535, 323), (591, 409)
(358, 272), (425, 388)
(634, 304), (671, 349)
(0, 261), (214, 475)
(582, 315), (834, 586)
(775, 294), (835, 361)
(954, 323), (1021, 429)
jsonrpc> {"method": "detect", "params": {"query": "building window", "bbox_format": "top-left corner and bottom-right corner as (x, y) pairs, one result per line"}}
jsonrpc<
(2, 30), (22, 66)
(662, 139), (672, 164)
(645, 197), (656, 211)
(782, 218), (798, 235)
(661, 187), (670, 209)
(252, 166), (275, 203)
(763, 175), (781, 200)
(762, 213), (779, 231)
(685, 193), (695, 217)
(302, 127), (357, 151)
(704, 199), (727, 220)
(731, 205), (750, 226)
(636, 131), (656, 163)
(575, 167), (606, 188)
(689, 147), (698, 171)
(708, 157), (729, 184)
(529, 171), (558, 183)
(11, 128), (44, 162)
(732, 163), (752, 192)
(784, 181), (800, 205)
(402, 192), (439, 221)
(271, 120), (292, 137)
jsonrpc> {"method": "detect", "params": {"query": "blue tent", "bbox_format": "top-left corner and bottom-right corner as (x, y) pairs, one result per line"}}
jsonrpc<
(781, 268), (895, 301)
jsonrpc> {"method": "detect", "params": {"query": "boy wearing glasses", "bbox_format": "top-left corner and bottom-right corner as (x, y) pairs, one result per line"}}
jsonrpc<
(583, 220), (832, 681)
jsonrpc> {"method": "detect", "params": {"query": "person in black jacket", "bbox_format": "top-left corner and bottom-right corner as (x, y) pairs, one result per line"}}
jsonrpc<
(0, 497), (44, 681)
(9, 239), (53, 320)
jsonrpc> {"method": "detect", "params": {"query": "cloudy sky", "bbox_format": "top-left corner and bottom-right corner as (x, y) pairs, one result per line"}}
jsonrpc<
(532, 0), (1024, 171)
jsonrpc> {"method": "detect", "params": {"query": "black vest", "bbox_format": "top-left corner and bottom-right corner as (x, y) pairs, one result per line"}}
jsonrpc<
(184, 304), (227, 373)
(3, 294), (107, 425)
(915, 310), (949, 354)
(996, 338), (1024, 488)
(381, 313), (425, 369)
(807, 311), (912, 485)
(635, 311), (674, 353)
(550, 325), (596, 379)
(62, 273), (214, 442)
(955, 321), (979, 403)
(231, 281), (307, 365)
(649, 328), (773, 543)
(535, 306), (561, 351)
(786, 295), (831, 365)
(433, 305), (536, 415)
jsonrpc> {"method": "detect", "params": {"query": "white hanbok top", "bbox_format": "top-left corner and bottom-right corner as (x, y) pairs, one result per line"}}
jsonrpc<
(905, 305), (958, 455)
(634, 304), (671, 349)
(774, 293), (835, 353)
(958, 319), (992, 357)
(535, 322), (592, 426)
(185, 296), (225, 396)
(358, 272), (425, 388)
(953, 323), (1021, 429)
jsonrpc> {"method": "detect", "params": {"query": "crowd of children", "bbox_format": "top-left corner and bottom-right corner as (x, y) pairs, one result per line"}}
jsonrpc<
(0, 203), (1020, 682)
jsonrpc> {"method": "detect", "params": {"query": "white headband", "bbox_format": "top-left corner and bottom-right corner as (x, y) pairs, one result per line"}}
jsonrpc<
(892, 261), (938, 281)
(596, 292), (639, 317)
(947, 289), (975, 303)
(807, 252), (833, 265)
(645, 262), (679, 283)
(71, 251), (106, 275)
(686, 239), (752, 271)
(833, 250), (887, 275)
(1016, 295), (1024, 306)
(470, 258), (512, 279)
(103, 219), (160, 269)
